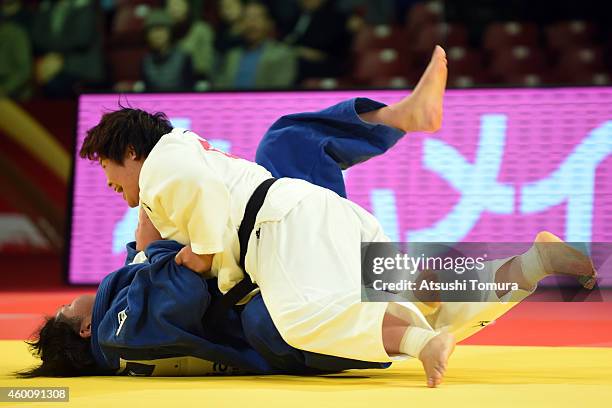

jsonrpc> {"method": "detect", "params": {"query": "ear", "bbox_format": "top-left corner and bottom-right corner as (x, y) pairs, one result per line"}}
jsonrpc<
(127, 145), (137, 161)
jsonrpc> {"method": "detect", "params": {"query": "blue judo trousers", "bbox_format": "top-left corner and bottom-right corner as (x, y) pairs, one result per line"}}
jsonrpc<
(90, 98), (405, 375)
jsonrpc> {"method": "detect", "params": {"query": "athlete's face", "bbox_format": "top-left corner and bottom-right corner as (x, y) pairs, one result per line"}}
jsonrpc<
(55, 294), (96, 339)
(100, 148), (144, 208)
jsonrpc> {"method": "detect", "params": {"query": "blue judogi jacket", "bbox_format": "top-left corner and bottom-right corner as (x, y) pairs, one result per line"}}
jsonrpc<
(90, 98), (404, 375)
(91, 240), (278, 375)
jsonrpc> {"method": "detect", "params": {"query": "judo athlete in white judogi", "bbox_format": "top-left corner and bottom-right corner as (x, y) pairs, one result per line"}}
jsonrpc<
(80, 47), (597, 387)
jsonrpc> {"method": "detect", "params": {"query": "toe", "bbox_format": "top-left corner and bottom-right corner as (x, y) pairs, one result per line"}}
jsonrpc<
(434, 45), (446, 59)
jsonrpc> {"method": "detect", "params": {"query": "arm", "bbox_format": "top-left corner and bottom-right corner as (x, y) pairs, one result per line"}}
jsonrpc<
(135, 207), (162, 251)
(134, 206), (212, 273)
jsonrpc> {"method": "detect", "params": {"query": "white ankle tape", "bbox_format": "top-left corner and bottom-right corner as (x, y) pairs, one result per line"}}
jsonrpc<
(499, 288), (534, 303)
(399, 327), (438, 358)
(520, 245), (547, 288)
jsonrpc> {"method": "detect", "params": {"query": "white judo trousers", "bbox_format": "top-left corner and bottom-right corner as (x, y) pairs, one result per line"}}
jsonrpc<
(244, 184), (531, 362)
(246, 186), (414, 362)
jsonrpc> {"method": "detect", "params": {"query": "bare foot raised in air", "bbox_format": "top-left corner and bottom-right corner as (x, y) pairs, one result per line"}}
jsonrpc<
(534, 231), (598, 289)
(418, 332), (455, 388)
(387, 45), (448, 133)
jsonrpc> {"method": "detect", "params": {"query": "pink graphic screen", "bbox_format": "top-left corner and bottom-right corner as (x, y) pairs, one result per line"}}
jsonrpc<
(70, 88), (612, 285)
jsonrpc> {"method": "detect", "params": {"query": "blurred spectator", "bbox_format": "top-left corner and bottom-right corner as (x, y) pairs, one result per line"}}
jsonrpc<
(214, 0), (246, 54)
(166, 0), (215, 80)
(100, 0), (117, 36)
(338, 0), (395, 31)
(0, 20), (32, 99)
(263, 0), (300, 36)
(283, 0), (352, 82)
(214, 1), (296, 89)
(186, 0), (204, 18)
(0, 0), (32, 31)
(31, 0), (104, 98)
(141, 9), (195, 92)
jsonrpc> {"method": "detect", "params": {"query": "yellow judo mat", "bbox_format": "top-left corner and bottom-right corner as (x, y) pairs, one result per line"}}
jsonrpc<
(1, 340), (611, 408)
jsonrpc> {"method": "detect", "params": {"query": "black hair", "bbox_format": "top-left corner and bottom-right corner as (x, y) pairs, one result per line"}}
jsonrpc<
(16, 316), (98, 378)
(80, 107), (173, 164)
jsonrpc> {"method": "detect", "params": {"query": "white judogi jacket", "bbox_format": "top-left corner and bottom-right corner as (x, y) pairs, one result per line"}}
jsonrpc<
(138, 128), (317, 295)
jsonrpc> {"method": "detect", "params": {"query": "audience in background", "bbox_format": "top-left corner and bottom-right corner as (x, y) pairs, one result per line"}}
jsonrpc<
(166, 0), (215, 81)
(187, 0), (204, 20)
(0, 20), (32, 99)
(214, 1), (296, 89)
(141, 9), (195, 92)
(263, 0), (300, 37)
(30, 0), (104, 98)
(1, 0), (32, 32)
(0, 0), (608, 99)
(214, 0), (245, 55)
(338, 0), (395, 28)
(283, 0), (352, 82)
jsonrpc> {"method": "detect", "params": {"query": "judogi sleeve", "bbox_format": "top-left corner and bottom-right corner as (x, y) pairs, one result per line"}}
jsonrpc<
(140, 142), (230, 255)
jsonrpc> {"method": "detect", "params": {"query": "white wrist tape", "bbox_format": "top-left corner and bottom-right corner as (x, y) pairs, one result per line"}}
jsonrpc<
(520, 245), (548, 289)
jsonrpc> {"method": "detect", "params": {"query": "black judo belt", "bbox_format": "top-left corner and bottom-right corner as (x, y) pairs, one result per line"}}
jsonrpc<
(205, 178), (277, 325)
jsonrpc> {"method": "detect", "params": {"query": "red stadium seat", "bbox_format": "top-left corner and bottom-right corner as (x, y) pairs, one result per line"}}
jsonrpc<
(301, 78), (354, 90)
(556, 47), (607, 81)
(107, 48), (147, 83)
(447, 49), (494, 88)
(370, 76), (414, 89)
(504, 72), (560, 87)
(353, 25), (407, 54)
(489, 46), (547, 81)
(572, 71), (611, 86)
(483, 22), (539, 51)
(405, 1), (443, 39)
(405, 1), (443, 29)
(353, 49), (413, 85)
(546, 21), (597, 51)
(448, 74), (478, 88)
(446, 46), (484, 76)
(412, 23), (468, 53)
